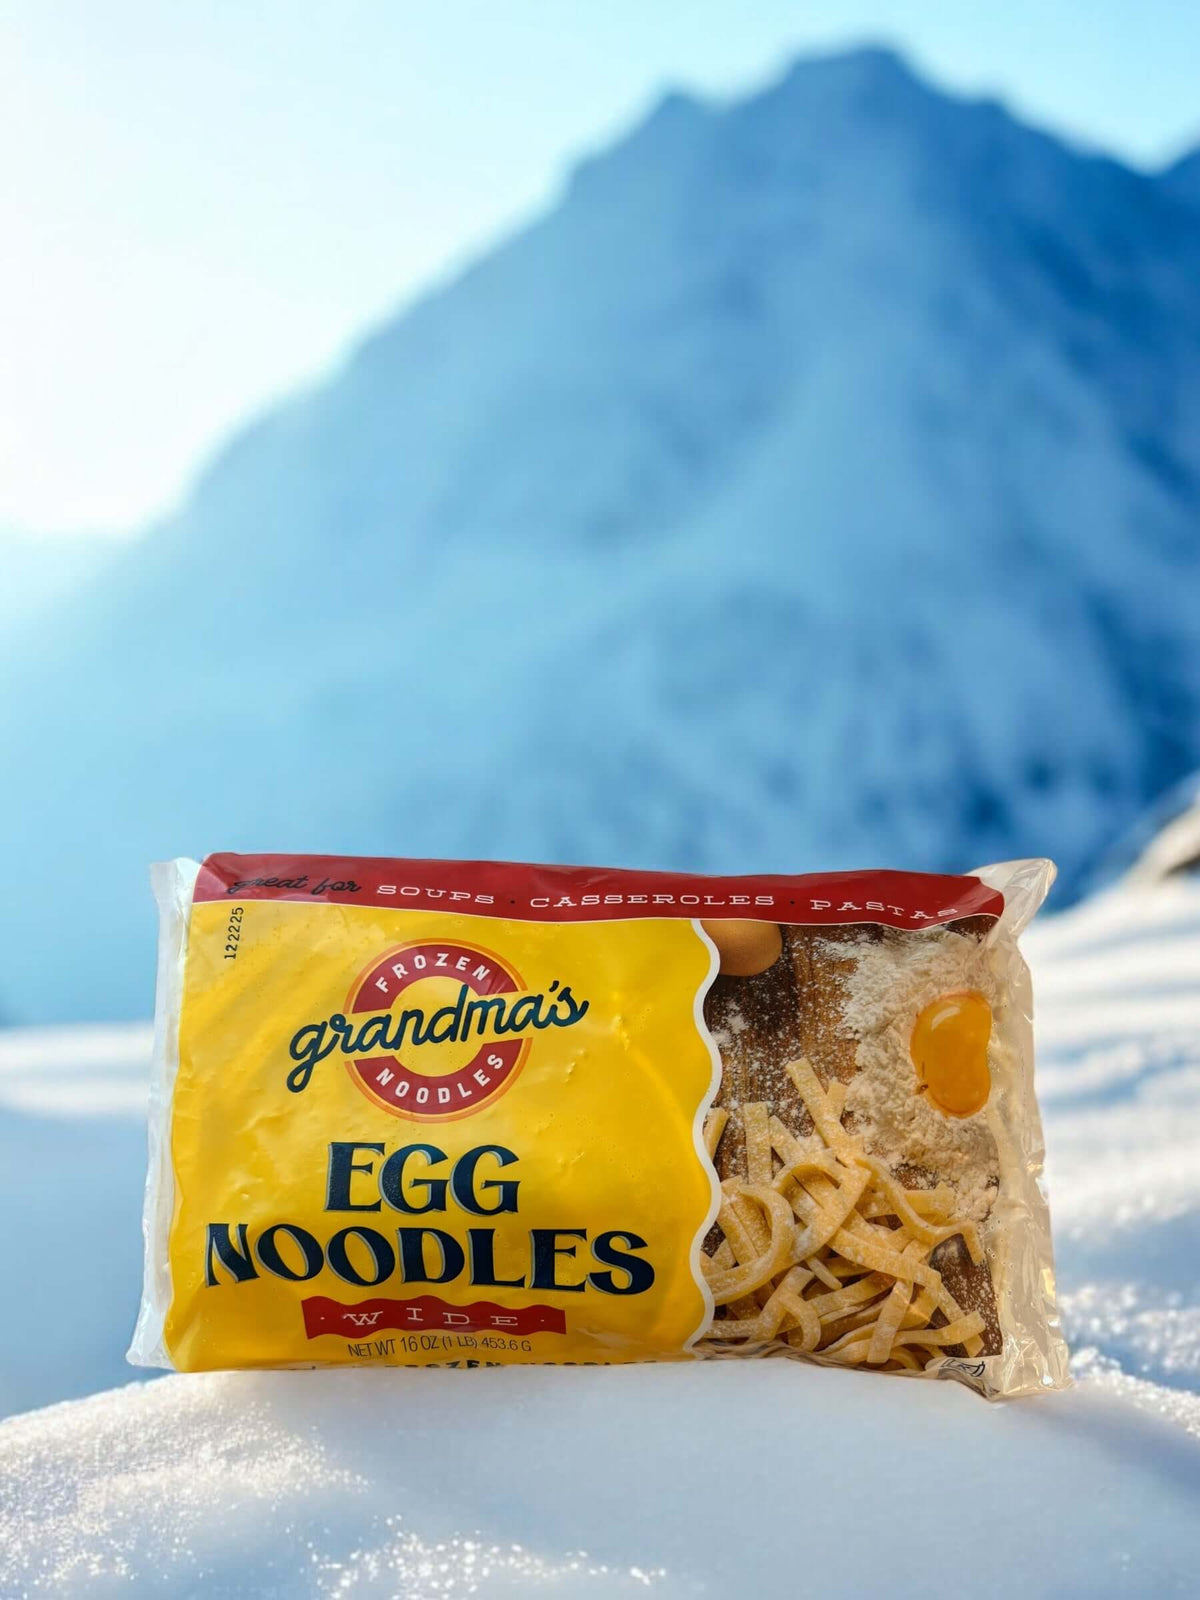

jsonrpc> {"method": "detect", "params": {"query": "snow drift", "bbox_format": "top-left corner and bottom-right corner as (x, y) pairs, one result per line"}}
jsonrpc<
(5, 46), (1200, 1023)
(3, 1364), (1199, 1598)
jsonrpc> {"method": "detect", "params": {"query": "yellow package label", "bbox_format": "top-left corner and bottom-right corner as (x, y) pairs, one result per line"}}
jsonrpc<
(164, 899), (720, 1369)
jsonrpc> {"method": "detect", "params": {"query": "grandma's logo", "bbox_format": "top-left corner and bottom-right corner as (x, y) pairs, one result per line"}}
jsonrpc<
(286, 940), (589, 1120)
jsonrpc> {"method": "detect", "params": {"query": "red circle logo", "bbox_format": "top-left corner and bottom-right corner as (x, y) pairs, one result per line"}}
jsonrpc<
(344, 940), (531, 1119)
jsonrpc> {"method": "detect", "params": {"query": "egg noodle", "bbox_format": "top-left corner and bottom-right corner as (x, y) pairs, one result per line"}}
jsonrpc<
(699, 1064), (986, 1368)
(130, 853), (1068, 1398)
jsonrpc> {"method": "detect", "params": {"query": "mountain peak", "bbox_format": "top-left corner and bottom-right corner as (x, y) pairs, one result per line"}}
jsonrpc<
(640, 44), (923, 132)
(564, 45), (941, 213)
(744, 42), (942, 128)
(771, 41), (919, 97)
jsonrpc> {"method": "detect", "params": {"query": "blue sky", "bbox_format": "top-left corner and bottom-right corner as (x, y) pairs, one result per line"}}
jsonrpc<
(3, 0), (1199, 538)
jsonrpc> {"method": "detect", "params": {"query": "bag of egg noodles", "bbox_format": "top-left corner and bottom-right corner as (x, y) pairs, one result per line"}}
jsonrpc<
(130, 853), (1068, 1397)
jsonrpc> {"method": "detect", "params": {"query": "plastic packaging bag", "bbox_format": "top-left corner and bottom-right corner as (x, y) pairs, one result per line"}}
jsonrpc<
(130, 853), (1067, 1396)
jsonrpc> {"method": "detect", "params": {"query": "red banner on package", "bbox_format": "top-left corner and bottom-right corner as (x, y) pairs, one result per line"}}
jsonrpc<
(193, 854), (1004, 930)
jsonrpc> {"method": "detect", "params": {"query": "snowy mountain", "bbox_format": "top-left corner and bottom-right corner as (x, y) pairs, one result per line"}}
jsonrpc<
(3, 873), (1200, 1593)
(4, 45), (1200, 1023)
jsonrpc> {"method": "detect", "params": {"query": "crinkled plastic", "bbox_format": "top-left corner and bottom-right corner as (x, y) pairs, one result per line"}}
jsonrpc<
(131, 854), (1067, 1397)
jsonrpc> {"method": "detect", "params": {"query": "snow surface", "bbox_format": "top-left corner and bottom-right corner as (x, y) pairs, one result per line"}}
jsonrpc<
(1028, 880), (1200, 1436)
(2, 877), (1200, 1594)
(0, 1025), (151, 1416)
(6, 46), (1200, 1025)
(3, 1365), (1199, 1598)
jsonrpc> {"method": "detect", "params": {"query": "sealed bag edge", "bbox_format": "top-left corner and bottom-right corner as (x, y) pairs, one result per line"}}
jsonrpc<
(971, 857), (1070, 1396)
(128, 857), (200, 1369)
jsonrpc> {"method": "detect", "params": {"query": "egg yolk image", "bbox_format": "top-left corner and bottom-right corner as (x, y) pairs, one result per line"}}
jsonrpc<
(910, 990), (993, 1117)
